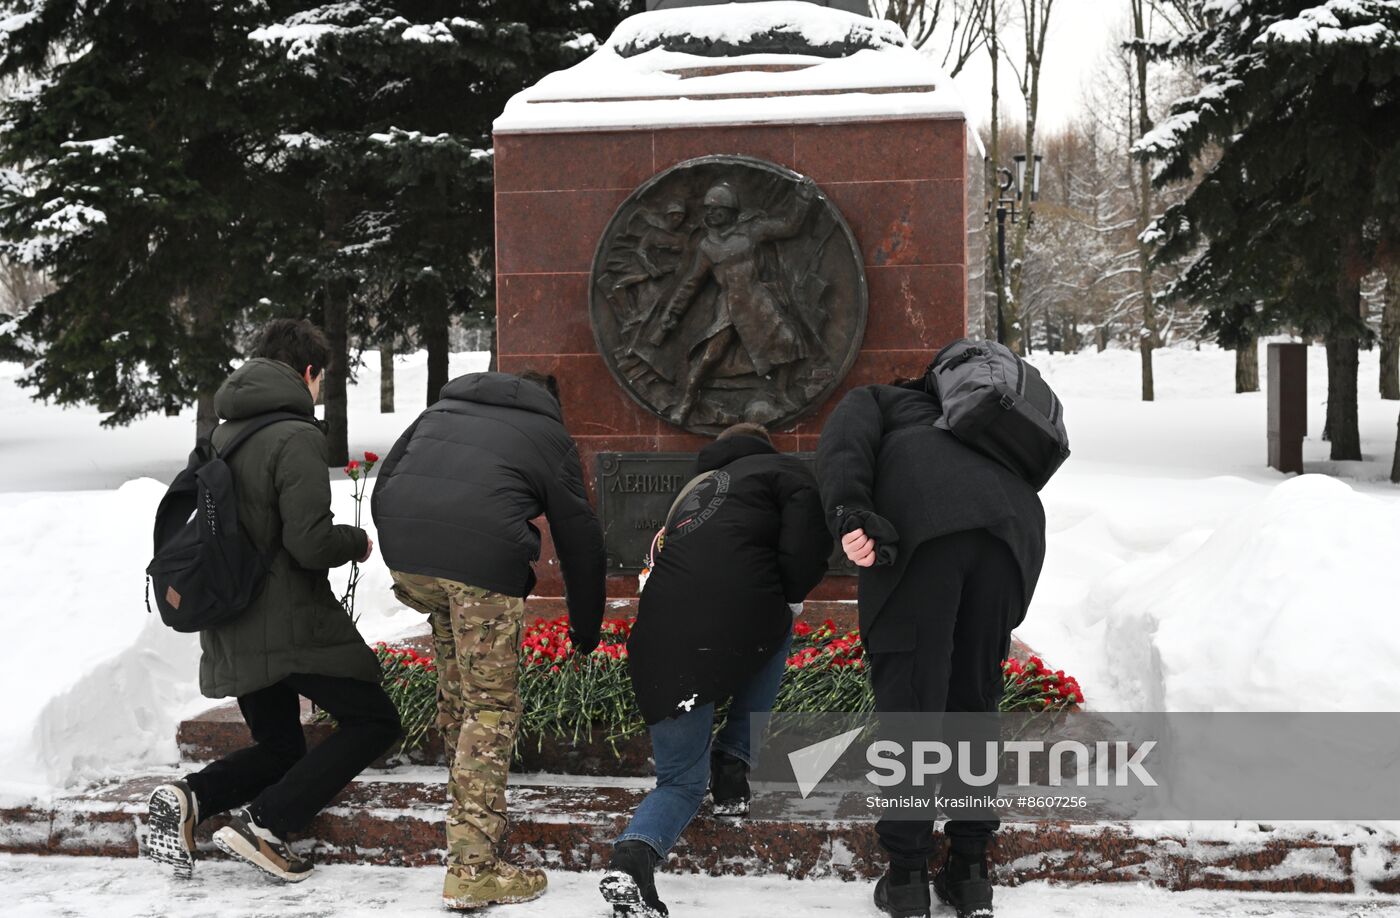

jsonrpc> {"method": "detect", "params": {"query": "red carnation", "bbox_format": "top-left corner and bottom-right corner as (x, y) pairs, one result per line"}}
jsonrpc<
(364, 451), (380, 463)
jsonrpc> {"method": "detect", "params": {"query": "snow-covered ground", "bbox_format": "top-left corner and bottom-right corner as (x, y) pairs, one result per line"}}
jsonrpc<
(4, 855), (1399, 917)
(0, 342), (1398, 796)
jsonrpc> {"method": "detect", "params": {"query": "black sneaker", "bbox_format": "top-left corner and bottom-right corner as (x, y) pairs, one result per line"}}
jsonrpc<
(933, 850), (994, 918)
(874, 863), (931, 918)
(213, 807), (312, 883)
(599, 840), (669, 917)
(709, 748), (750, 818)
(143, 781), (197, 878)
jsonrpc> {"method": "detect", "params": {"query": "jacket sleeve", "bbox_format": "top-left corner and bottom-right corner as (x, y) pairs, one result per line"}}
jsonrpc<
(273, 425), (367, 570)
(815, 387), (900, 565)
(544, 441), (606, 651)
(776, 473), (834, 604)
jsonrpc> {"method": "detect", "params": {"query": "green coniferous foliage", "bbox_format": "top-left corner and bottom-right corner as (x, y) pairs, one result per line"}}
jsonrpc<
(251, 1), (633, 462)
(1136, 0), (1400, 462)
(0, 1), (288, 432)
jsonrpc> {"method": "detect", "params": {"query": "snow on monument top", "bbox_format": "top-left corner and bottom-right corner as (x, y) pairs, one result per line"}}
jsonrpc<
(494, 1), (968, 134)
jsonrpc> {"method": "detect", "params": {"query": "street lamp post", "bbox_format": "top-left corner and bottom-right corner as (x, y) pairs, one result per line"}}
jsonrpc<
(987, 153), (1042, 346)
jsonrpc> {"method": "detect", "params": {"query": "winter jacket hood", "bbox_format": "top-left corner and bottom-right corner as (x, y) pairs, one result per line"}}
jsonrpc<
(371, 372), (606, 650)
(627, 438), (832, 725)
(214, 358), (315, 421)
(438, 371), (562, 422)
(693, 434), (774, 473)
(198, 360), (376, 699)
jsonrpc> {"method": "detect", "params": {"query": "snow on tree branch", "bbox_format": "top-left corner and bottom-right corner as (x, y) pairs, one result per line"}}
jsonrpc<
(1260, 0), (1400, 47)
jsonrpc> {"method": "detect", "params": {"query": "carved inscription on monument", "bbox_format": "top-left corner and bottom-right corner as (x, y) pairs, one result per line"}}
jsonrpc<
(598, 452), (853, 575)
(591, 155), (868, 434)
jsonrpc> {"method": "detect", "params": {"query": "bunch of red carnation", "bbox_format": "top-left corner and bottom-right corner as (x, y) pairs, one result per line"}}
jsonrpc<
(1001, 655), (1084, 711)
(788, 619), (865, 671)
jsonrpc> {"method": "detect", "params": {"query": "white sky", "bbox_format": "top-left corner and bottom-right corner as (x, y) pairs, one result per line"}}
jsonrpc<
(946, 0), (1134, 134)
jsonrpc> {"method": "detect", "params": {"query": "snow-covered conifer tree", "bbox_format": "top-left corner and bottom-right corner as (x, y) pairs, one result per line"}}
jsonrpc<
(1137, 0), (1400, 462)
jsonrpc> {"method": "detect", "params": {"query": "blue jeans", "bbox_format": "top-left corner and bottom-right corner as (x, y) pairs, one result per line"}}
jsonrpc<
(616, 630), (793, 858)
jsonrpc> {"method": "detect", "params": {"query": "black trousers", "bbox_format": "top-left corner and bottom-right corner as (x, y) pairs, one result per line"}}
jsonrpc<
(867, 530), (1021, 869)
(185, 672), (401, 839)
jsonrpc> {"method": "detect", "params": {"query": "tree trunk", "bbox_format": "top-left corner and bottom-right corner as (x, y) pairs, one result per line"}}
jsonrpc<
(423, 293), (449, 407)
(196, 393), (219, 440)
(1235, 335), (1259, 393)
(1381, 269), (1399, 400)
(1324, 228), (1365, 460)
(987, 0), (1007, 346)
(1324, 334), (1362, 460)
(1132, 0), (1157, 403)
(1391, 408), (1400, 483)
(486, 322), (499, 372)
(379, 341), (395, 413)
(323, 285), (350, 467)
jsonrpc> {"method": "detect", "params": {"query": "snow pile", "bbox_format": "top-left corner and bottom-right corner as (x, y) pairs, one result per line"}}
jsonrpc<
(0, 480), (204, 796)
(495, 1), (969, 133)
(0, 477), (433, 797)
(610, 1), (906, 57)
(1098, 475), (1400, 711)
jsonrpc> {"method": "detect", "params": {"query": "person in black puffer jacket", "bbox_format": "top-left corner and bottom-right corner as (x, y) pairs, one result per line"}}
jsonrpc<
(600, 424), (831, 918)
(371, 370), (605, 910)
(816, 376), (1048, 918)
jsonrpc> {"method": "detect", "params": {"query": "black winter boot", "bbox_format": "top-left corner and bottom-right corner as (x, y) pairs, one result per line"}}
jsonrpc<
(932, 845), (994, 918)
(709, 748), (751, 818)
(600, 840), (669, 917)
(873, 863), (931, 918)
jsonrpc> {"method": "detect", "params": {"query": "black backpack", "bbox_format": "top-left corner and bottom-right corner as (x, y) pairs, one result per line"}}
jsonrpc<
(145, 412), (315, 633)
(927, 338), (1070, 491)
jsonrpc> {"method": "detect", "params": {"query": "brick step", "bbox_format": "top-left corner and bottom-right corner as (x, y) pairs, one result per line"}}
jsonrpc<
(2, 770), (1391, 894)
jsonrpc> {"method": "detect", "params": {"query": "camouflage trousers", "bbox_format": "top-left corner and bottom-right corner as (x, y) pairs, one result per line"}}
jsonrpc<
(390, 571), (525, 873)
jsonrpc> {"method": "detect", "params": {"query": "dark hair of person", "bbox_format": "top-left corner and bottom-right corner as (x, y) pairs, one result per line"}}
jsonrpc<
(717, 421), (772, 444)
(251, 319), (331, 377)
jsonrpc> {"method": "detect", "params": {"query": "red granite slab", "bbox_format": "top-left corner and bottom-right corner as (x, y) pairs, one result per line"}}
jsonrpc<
(497, 273), (595, 357)
(861, 265), (967, 352)
(824, 179), (965, 269)
(494, 188), (631, 276)
(652, 125), (798, 174)
(495, 131), (654, 194)
(496, 354), (661, 439)
(791, 350), (935, 436)
(794, 119), (965, 185)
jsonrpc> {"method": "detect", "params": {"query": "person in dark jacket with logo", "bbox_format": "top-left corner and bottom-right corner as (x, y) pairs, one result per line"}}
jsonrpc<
(142, 319), (401, 884)
(600, 423), (831, 918)
(816, 377), (1047, 918)
(371, 370), (606, 911)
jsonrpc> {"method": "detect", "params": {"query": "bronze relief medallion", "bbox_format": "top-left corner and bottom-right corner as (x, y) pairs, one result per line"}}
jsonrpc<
(590, 155), (868, 434)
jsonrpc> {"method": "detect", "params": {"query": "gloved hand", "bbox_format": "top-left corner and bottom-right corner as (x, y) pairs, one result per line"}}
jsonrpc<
(840, 509), (899, 567)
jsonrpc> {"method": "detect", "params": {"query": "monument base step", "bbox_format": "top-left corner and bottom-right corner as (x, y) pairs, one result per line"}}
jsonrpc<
(2, 770), (1394, 894)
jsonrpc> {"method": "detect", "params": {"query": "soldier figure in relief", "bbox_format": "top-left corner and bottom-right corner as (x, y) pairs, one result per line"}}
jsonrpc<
(648, 179), (818, 426)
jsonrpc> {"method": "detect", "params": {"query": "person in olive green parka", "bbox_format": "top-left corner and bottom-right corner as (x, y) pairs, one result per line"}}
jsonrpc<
(142, 319), (400, 885)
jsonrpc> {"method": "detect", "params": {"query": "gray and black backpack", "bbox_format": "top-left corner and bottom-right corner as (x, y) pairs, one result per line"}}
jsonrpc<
(145, 412), (314, 632)
(926, 338), (1070, 491)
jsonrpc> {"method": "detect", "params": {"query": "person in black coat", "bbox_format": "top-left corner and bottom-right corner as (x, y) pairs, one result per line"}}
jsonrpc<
(600, 424), (831, 918)
(371, 370), (605, 907)
(816, 377), (1047, 918)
